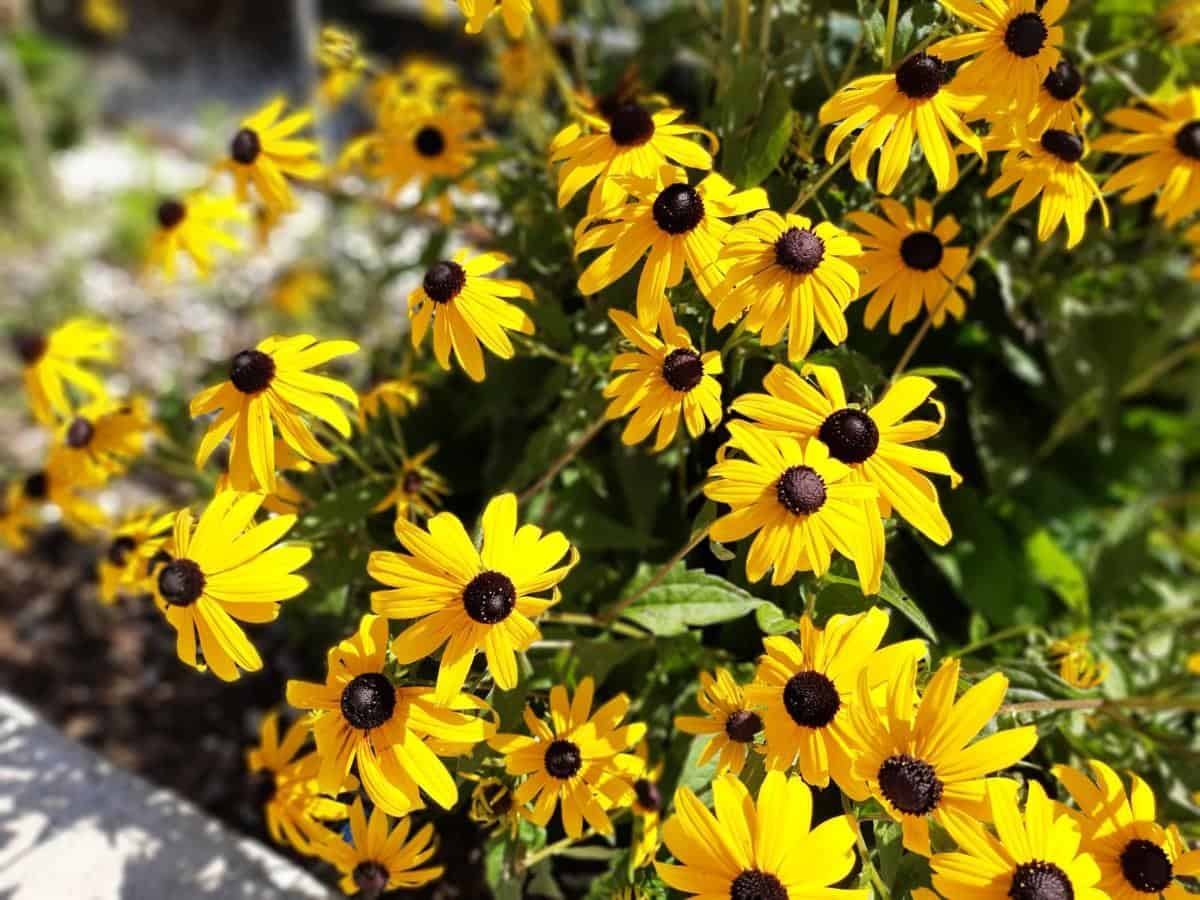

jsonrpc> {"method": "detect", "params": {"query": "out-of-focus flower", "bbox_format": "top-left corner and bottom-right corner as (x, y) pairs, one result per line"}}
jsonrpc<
(96, 508), (173, 605)
(314, 796), (443, 895)
(359, 378), (422, 427)
(270, 268), (332, 317)
(146, 193), (244, 281)
(12, 319), (114, 425)
(82, 0), (125, 35)
(457, 0), (559, 38)
(1048, 631), (1109, 689)
(47, 396), (155, 488)
(373, 445), (448, 522)
(217, 98), (324, 214)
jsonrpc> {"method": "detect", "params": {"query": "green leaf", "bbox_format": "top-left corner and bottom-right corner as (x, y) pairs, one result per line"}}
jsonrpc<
(906, 365), (971, 386)
(622, 564), (772, 636)
(754, 601), (796, 635)
(728, 78), (795, 188)
(821, 565), (938, 642)
(1025, 528), (1089, 616)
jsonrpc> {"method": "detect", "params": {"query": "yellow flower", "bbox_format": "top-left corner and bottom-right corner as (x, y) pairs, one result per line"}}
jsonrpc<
(190, 334), (359, 494)
(467, 776), (521, 835)
(1053, 759), (1200, 900)
(674, 667), (762, 775)
(604, 307), (722, 452)
(487, 677), (646, 838)
(551, 103), (716, 217)
(146, 192), (244, 281)
(1094, 89), (1200, 227)
(153, 491), (310, 681)
(83, 0), (126, 35)
(218, 98), (323, 214)
(286, 614), (495, 816)
(847, 199), (973, 333)
(369, 58), (462, 117)
(744, 609), (926, 796)
(408, 250), (535, 382)
(358, 378), (422, 426)
(458, 0), (559, 37)
(13, 319), (115, 426)
(315, 796), (443, 895)
(316, 26), (368, 104)
(1188, 651), (1200, 675)
(931, 780), (1106, 900)
(629, 748), (664, 871)
(373, 446), (448, 522)
(1161, 0), (1200, 46)
(1047, 631), (1109, 690)
(705, 423), (882, 591)
(818, 51), (983, 194)
(576, 166), (768, 329)
(850, 656), (1038, 856)
(270, 268), (332, 317)
(16, 468), (106, 535)
(97, 508), (174, 605)
(368, 492), (578, 701)
(656, 770), (865, 899)
(1022, 57), (1090, 137)
(46, 396), (155, 488)
(0, 479), (41, 551)
(495, 43), (549, 112)
(214, 438), (312, 516)
(710, 211), (863, 361)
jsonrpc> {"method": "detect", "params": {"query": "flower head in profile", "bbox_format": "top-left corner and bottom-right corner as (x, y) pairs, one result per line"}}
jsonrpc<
(315, 797), (443, 896)
(270, 268), (332, 317)
(146, 192), (244, 281)
(656, 771), (865, 900)
(468, 776), (521, 835)
(0, 480), (41, 551)
(369, 58), (463, 118)
(408, 251), (535, 382)
(286, 615), (495, 816)
(190, 335), (359, 494)
(1047, 631), (1109, 690)
(744, 609), (926, 795)
(674, 667), (763, 775)
(359, 378), (422, 427)
(1053, 759), (1200, 900)
(847, 199), (973, 333)
(47, 396), (155, 488)
(217, 98), (323, 214)
(373, 445), (448, 522)
(316, 26), (368, 105)
(1094, 88), (1200, 226)
(629, 743), (664, 871)
(710, 211), (863, 361)
(931, 780), (1105, 900)
(13, 319), (115, 426)
(704, 422), (882, 591)
(368, 493), (578, 701)
(153, 491), (311, 681)
(457, 0), (559, 37)
(604, 307), (722, 452)
(819, 51), (983, 194)
(850, 656), (1038, 855)
(97, 508), (174, 605)
(488, 677), (646, 838)
(576, 166), (768, 329)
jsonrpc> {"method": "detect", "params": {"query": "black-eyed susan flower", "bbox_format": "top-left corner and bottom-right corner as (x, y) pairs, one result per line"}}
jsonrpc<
(710, 211), (863, 361)
(1094, 89), (1200, 227)
(495, 43), (550, 113)
(215, 438), (312, 516)
(467, 776), (520, 835)
(1025, 58), (1089, 137)
(987, 128), (1108, 249)
(46, 396), (155, 488)
(1161, 0), (1200, 46)
(743, 609), (926, 796)
(457, 0), (559, 37)
(674, 667), (762, 775)
(1053, 759), (1200, 900)
(368, 492), (577, 701)
(13, 319), (114, 426)
(551, 103), (716, 216)
(705, 422), (882, 591)
(818, 51), (983, 194)
(316, 26), (368, 105)
(732, 363), (961, 548)
(270, 268), (332, 317)
(931, 780), (1105, 900)
(146, 192), (244, 281)
(315, 796), (443, 896)
(218, 98), (323, 214)
(0, 480), (40, 551)
(82, 0), (126, 35)
(369, 58), (462, 116)
(930, 0), (1067, 116)
(19, 468), (105, 534)
(604, 308), (722, 452)
(97, 508), (174, 605)
(246, 711), (350, 856)
(656, 770), (864, 900)
(191, 335), (359, 494)
(373, 446), (448, 521)
(850, 656), (1038, 856)
(1047, 632), (1109, 690)
(286, 615), (495, 816)
(487, 677), (646, 838)
(358, 378), (422, 427)
(847, 199), (973, 333)
(576, 166), (768, 329)
(154, 491), (309, 681)
(630, 756), (664, 871)
(408, 251), (535, 383)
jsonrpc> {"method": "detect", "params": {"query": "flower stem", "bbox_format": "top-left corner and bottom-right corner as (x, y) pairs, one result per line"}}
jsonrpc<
(789, 150), (850, 213)
(1000, 696), (1200, 715)
(599, 524), (710, 624)
(543, 611), (649, 639)
(950, 623), (1043, 658)
(842, 794), (891, 900)
(882, 0), (899, 69)
(516, 412), (608, 506)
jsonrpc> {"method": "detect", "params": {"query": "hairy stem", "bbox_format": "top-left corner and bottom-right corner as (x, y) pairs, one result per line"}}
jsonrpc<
(600, 524), (710, 623)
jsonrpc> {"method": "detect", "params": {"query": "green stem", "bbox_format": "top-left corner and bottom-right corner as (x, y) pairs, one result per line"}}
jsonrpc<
(542, 611), (649, 639)
(950, 623), (1043, 658)
(789, 150), (850, 213)
(516, 412), (607, 506)
(321, 427), (385, 480)
(882, 0), (899, 68)
(599, 525), (710, 624)
(842, 795), (891, 899)
(1000, 696), (1200, 715)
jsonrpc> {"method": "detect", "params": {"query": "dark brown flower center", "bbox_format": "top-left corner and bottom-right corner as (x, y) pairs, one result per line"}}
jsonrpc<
(230, 128), (262, 165)
(895, 52), (948, 99)
(1005, 12), (1048, 58)
(1041, 129), (1084, 163)
(414, 125), (446, 157)
(229, 349), (276, 394)
(782, 670), (840, 727)
(634, 778), (662, 811)
(462, 570), (517, 624)
(340, 672), (396, 730)
(724, 709), (763, 743)
(1119, 839), (1173, 893)
(730, 869), (787, 900)
(1043, 59), (1082, 100)
(819, 408), (880, 463)
(661, 348), (704, 392)
(23, 471), (48, 500)
(402, 469), (424, 495)
(878, 754), (944, 815)
(352, 861), (390, 897)
(544, 738), (582, 779)
(652, 183), (705, 234)
(107, 535), (137, 566)
(608, 103), (656, 146)
(12, 332), (47, 366)
(1009, 861), (1074, 900)
(1174, 120), (1200, 160)
(66, 417), (94, 448)
(423, 260), (467, 303)
(774, 227), (825, 274)
(156, 199), (186, 230)
(900, 230), (944, 271)
(776, 465), (827, 515)
(158, 558), (206, 607)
